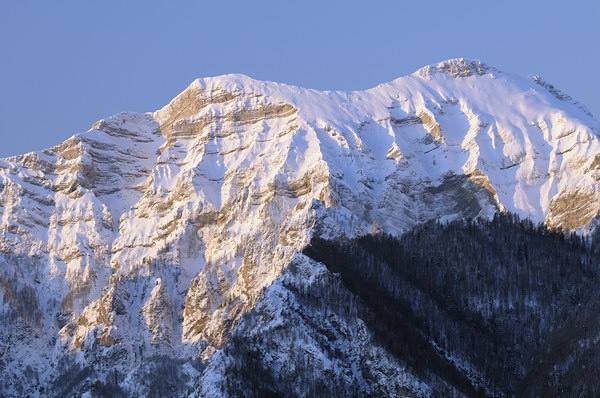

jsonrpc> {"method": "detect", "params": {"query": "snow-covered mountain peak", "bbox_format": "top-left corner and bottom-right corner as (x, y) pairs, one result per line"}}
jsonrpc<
(415, 58), (496, 80)
(1, 61), (600, 396)
(185, 58), (497, 97)
(155, 63), (599, 232)
(190, 73), (265, 94)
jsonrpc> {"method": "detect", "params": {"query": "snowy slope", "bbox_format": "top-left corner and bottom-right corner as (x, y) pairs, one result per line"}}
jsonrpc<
(0, 58), (599, 396)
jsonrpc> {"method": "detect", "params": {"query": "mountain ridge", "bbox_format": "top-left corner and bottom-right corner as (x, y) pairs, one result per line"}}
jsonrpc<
(0, 59), (599, 396)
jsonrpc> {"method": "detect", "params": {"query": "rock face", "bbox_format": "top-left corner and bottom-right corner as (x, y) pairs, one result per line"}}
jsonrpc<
(0, 58), (599, 396)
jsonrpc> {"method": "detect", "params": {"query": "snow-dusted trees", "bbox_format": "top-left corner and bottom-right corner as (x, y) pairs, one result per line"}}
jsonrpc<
(304, 213), (600, 397)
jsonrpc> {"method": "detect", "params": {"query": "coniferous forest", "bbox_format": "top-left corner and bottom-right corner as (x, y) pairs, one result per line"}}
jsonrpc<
(214, 214), (600, 397)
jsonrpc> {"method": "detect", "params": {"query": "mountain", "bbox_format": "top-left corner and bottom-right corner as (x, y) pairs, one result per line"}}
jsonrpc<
(1, 58), (599, 397)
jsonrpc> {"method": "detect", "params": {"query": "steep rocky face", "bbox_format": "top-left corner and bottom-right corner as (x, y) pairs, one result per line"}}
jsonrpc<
(194, 254), (434, 398)
(0, 58), (599, 396)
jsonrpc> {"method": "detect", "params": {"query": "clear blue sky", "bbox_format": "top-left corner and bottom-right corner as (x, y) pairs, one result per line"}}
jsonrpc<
(0, 0), (598, 157)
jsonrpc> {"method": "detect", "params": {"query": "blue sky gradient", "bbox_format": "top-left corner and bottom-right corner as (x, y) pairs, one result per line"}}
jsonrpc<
(0, 0), (598, 157)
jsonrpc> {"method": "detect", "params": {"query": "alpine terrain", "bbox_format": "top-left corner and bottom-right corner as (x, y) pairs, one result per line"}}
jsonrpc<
(1, 58), (600, 397)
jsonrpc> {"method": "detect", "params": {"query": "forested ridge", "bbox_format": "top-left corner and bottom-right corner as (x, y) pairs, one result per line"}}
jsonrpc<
(303, 214), (600, 397)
